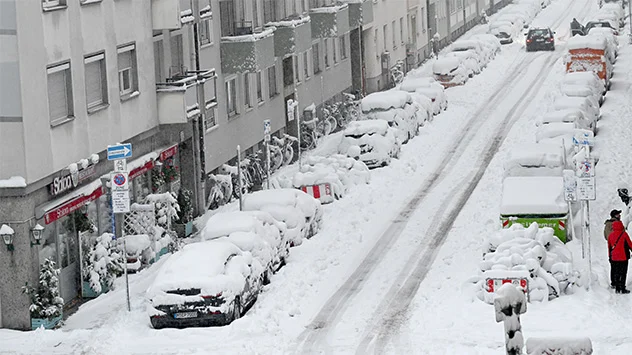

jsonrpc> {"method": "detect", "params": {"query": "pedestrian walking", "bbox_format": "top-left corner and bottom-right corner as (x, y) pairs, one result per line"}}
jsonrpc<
(570, 18), (583, 36)
(607, 220), (632, 294)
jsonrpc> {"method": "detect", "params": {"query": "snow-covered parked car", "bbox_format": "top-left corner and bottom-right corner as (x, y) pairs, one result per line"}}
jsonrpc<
(503, 143), (567, 178)
(552, 96), (600, 123)
(586, 27), (618, 63)
(339, 120), (400, 169)
(147, 240), (264, 328)
(600, 3), (625, 28)
(445, 50), (481, 76)
(202, 211), (290, 273)
(535, 121), (577, 144)
(563, 71), (606, 99)
(361, 91), (423, 144)
(432, 57), (470, 87)
(537, 108), (595, 133)
(398, 76), (448, 114)
(243, 188), (323, 243)
(489, 22), (517, 44)
(470, 34), (502, 57)
(561, 83), (603, 109)
(449, 40), (490, 68)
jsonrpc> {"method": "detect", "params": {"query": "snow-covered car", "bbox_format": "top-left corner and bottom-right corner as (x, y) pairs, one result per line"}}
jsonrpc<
(537, 108), (595, 133)
(243, 188), (323, 242)
(586, 27), (618, 63)
(449, 40), (490, 68)
(584, 20), (618, 35)
(535, 122), (577, 144)
(561, 83), (603, 108)
(552, 96), (600, 123)
(489, 21), (517, 44)
(503, 143), (567, 178)
(432, 57), (470, 87)
(497, 14), (526, 31)
(398, 77), (448, 114)
(361, 91), (421, 144)
(470, 34), (502, 60)
(600, 3), (625, 28)
(202, 211), (290, 273)
(147, 240), (264, 328)
(563, 71), (606, 99)
(445, 50), (481, 76)
(339, 119), (400, 169)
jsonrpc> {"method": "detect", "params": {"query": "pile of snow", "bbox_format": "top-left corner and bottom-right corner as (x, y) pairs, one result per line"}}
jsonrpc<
(525, 337), (593, 355)
(122, 234), (152, 272)
(0, 176), (26, 188)
(474, 223), (583, 303)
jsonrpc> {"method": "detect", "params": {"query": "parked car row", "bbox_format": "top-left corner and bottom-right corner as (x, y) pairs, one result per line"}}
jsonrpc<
(432, 34), (502, 87)
(147, 188), (323, 329)
(488, 0), (547, 45)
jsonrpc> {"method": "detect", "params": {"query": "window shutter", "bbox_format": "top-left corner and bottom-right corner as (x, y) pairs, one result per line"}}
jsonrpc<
(170, 34), (184, 75)
(85, 60), (102, 107)
(48, 70), (68, 121)
(118, 51), (132, 71)
(154, 40), (164, 83)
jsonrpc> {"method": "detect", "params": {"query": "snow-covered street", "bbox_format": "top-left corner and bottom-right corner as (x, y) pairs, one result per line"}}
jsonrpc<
(2, 0), (632, 354)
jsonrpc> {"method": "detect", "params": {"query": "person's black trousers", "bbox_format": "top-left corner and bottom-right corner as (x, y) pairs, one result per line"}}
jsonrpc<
(610, 260), (629, 291)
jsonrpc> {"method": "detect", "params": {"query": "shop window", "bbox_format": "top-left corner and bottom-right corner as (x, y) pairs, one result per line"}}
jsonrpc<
(39, 221), (58, 266)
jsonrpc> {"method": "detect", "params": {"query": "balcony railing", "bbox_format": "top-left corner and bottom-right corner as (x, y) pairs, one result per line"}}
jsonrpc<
(156, 70), (217, 124)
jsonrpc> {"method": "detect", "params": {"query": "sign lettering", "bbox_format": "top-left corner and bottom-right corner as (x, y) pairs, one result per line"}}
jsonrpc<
(160, 144), (178, 161)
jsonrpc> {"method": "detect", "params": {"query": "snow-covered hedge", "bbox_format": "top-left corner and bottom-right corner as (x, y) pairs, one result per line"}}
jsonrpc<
(473, 223), (583, 304)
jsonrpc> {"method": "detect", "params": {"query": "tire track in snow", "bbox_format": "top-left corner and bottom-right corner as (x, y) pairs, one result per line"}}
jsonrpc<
(362, 53), (558, 354)
(293, 52), (540, 354)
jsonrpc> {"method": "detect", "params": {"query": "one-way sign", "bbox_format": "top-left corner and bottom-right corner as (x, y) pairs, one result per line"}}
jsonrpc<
(107, 143), (133, 160)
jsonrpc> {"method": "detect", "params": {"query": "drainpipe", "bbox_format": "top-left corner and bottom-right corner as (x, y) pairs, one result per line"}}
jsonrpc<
(192, 0), (207, 216)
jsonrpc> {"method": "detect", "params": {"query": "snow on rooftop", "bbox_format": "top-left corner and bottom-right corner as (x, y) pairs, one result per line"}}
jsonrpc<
(501, 176), (567, 215)
(266, 15), (310, 28)
(0, 176), (26, 188)
(310, 3), (348, 13)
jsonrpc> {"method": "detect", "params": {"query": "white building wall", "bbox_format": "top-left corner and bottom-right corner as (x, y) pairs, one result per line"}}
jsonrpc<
(8, 0), (157, 184)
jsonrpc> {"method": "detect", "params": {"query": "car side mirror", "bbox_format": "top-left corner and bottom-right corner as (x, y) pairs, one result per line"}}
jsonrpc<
(553, 31), (556, 34)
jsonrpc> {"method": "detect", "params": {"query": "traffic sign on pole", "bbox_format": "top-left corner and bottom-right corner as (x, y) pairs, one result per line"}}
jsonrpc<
(107, 143), (133, 160)
(264, 119), (271, 142)
(111, 172), (129, 191)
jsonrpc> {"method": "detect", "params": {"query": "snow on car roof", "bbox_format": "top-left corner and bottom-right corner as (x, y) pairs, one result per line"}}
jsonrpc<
(536, 122), (577, 142)
(553, 96), (591, 109)
(243, 188), (300, 210)
(361, 90), (412, 112)
(344, 119), (390, 136)
(505, 143), (565, 170)
(451, 40), (480, 51)
(432, 57), (461, 75)
(399, 77), (438, 92)
(566, 34), (607, 50)
(541, 108), (585, 123)
(202, 211), (263, 240)
(501, 176), (567, 215)
(150, 240), (243, 292)
(560, 84), (594, 97)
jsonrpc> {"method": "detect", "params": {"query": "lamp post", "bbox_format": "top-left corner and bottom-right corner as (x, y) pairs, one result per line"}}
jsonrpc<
(31, 223), (44, 246)
(1, 224), (15, 251)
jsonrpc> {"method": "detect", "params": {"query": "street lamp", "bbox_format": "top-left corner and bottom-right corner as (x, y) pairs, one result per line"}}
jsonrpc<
(1, 224), (15, 251)
(31, 223), (44, 246)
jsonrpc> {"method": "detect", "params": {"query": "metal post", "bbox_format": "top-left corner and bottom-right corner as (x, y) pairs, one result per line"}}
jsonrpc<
(119, 217), (131, 312)
(237, 146), (243, 211)
(629, 0), (632, 44)
(266, 141), (270, 189)
(297, 109), (302, 169)
(192, 0), (207, 216)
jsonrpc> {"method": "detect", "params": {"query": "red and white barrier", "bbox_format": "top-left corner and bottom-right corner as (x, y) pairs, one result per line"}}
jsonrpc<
(299, 183), (334, 204)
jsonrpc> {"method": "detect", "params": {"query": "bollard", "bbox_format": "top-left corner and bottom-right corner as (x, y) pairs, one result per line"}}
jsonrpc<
(494, 283), (527, 355)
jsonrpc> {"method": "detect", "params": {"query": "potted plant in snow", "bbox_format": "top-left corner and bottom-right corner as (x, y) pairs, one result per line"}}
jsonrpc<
(81, 232), (124, 298)
(173, 189), (193, 238)
(22, 258), (64, 330)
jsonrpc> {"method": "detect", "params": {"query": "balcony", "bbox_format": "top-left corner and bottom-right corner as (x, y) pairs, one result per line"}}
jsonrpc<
(268, 15), (312, 58)
(407, 0), (421, 10)
(309, 4), (350, 38)
(341, 0), (374, 28)
(220, 26), (276, 74)
(156, 70), (217, 125)
(151, 0), (182, 30)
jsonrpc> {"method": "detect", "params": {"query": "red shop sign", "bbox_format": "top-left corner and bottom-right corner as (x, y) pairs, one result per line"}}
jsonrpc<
(129, 160), (155, 180)
(44, 186), (104, 225)
(160, 144), (178, 161)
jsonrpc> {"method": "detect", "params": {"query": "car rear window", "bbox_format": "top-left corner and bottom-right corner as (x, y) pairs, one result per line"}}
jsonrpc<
(529, 29), (550, 37)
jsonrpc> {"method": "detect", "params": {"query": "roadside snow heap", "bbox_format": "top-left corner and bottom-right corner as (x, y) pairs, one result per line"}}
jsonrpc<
(474, 223), (583, 304)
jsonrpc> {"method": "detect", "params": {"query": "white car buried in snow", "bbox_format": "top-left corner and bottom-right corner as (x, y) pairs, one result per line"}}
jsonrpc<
(432, 57), (470, 87)
(147, 240), (264, 328)
(537, 108), (595, 133)
(552, 96), (600, 124)
(398, 77), (448, 115)
(361, 91), (421, 145)
(339, 120), (400, 169)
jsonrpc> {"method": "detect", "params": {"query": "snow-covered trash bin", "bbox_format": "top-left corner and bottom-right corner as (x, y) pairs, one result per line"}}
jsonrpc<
(202, 210), (289, 272)
(503, 143), (567, 178)
(338, 120), (400, 169)
(474, 223), (582, 304)
(147, 240), (265, 329)
(500, 176), (570, 242)
(526, 337), (593, 355)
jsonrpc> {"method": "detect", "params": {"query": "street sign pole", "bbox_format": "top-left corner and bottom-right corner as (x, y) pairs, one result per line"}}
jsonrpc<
(264, 120), (271, 190)
(237, 146), (243, 211)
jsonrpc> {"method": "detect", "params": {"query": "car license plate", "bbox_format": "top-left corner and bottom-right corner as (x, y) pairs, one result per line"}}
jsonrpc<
(174, 311), (197, 319)
(536, 39), (544, 42)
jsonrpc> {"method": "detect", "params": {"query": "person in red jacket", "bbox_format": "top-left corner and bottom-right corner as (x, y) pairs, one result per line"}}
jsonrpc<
(607, 220), (632, 294)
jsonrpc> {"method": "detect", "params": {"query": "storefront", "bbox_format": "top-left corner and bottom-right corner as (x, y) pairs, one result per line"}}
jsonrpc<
(32, 144), (181, 305)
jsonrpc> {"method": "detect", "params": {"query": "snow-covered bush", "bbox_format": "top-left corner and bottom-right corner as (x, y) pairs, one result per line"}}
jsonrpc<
(474, 223), (583, 304)
(82, 233), (124, 293)
(174, 189), (193, 224)
(121, 234), (152, 272)
(22, 259), (64, 319)
(145, 192), (180, 229)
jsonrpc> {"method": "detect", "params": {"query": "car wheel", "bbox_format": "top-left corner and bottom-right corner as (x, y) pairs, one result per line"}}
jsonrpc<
(232, 298), (242, 322)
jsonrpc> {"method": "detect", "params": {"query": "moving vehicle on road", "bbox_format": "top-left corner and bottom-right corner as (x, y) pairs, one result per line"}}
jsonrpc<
(525, 27), (555, 51)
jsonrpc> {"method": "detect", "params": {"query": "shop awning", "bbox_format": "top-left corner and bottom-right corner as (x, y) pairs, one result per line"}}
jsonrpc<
(35, 179), (104, 225)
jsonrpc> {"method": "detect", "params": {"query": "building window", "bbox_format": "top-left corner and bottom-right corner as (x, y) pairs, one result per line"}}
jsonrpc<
(324, 39), (330, 67)
(383, 24), (388, 51)
(303, 51), (310, 79)
(400, 17), (404, 44)
(226, 78), (237, 116)
(420, 7), (425, 30)
(340, 35), (347, 59)
(256, 71), (263, 102)
(42, 0), (66, 10)
(263, 0), (276, 24)
(244, 73), (251, 108)
(253, 0), (260, 28)
(84, 52), (108, 111)
(153, 39), (164, 83)
(312, 43), (321, 73)
(47, 62), (73, 125)
(205, 106), (216, 129)
(199, 19), (212, 45)
(170, 33), (184, 76)
(333, 37), (338, 63)
(392, 20), (396, 48)
(294, 55), (300, 83)
(283, 56), (294, 86)
(267, 65), (277, 98)
(117, 43), (138, 98)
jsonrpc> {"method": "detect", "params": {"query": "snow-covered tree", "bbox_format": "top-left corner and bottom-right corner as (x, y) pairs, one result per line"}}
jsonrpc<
(22, 259), (64, 319)
(82, 233), (124, 293)
(145, 192), (180, 229)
